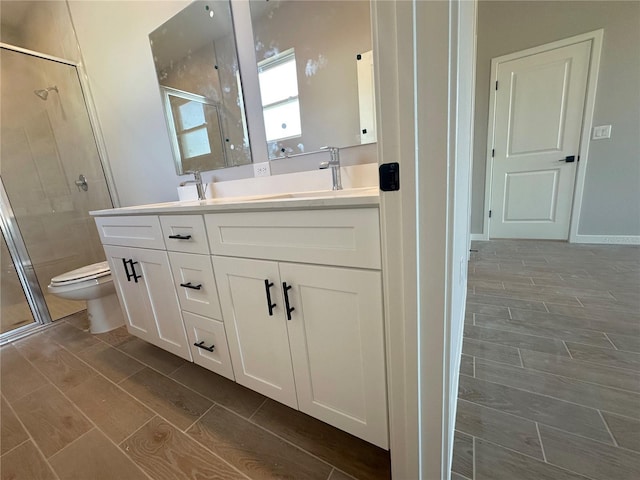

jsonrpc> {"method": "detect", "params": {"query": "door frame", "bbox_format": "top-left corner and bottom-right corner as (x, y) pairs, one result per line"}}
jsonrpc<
(373, 0), (477, 477)
(481, 29), (604, 241)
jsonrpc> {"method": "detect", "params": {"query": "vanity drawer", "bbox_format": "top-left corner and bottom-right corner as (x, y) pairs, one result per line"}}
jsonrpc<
(160, 215), (209, 254)
(205, 208), (381, 269)
(94, 215), (164, 249)
(169, 252), (222, 320)
(183, 311), (235, 381)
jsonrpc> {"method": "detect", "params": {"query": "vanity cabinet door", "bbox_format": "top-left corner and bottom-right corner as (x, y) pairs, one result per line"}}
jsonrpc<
(213, 256), (298, 409)
(103, 245), (192, 361)
(280, 262), (389, 449)
(104, 245), (156, 345)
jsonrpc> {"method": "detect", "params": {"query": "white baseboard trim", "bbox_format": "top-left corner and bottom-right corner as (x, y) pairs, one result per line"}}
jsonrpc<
(470, 233), (488, 241)
(572, 234), (640, 245)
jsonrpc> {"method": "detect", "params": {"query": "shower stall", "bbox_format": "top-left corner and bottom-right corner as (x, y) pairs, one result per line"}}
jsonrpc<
(0, 44), (115, 342)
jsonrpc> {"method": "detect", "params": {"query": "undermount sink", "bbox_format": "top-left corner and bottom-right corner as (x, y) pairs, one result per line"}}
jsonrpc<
(266, 186), (379, 200)
(124, 187), (380, 211)
(173, 187), (379, 206)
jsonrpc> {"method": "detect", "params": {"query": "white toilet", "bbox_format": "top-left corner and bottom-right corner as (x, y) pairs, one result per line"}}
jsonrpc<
(48, 261), (124, 334)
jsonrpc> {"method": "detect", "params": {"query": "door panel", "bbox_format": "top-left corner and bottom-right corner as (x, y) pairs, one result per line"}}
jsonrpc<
(508, 59), (570, 155)
(281, 262), (388, 448)
(104, 245), (190, 360)
(134, 248), (191, 360)
(103, 245), (155, 343)
(490, 40), (591, 239)
(504, 169), (559, 221)
(213, 256), (297, 409)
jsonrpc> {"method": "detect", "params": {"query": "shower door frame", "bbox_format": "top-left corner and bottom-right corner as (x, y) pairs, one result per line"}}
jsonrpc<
(0, 180), (53, 343)
(0, 42), (121, 207)
(0, 42), (119, 343)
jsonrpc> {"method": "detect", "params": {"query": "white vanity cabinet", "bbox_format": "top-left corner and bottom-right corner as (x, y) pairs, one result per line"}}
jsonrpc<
(92, 197), (388, 449)
(95, 215), (192, 361)
(208, 208), (389, 449)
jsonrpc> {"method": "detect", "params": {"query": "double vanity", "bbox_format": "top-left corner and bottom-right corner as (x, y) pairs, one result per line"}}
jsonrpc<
(91, 187), (388, 449)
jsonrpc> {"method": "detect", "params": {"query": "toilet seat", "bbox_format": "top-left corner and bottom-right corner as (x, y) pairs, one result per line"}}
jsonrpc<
(50, 261), (110, 286)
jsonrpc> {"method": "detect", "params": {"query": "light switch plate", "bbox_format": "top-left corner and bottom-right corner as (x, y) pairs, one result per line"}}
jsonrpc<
(592, 125), (612, 140)
(253, 162), (271, 177)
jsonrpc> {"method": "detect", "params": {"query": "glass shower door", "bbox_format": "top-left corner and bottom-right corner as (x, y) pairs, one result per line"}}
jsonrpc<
(1, 232), (36, 333)
(0, 47), (114, 326)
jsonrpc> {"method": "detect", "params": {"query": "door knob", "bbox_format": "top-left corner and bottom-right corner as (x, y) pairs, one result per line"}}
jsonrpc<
(559, 155), (577, 163)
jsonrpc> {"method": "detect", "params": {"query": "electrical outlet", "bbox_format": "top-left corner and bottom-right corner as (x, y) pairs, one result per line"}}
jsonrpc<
(253, 162), (271, 177)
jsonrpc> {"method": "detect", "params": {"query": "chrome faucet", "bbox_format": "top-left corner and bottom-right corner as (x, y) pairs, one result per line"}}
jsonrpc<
(180, 170), (206, 200)
(319, 146), (342, 190)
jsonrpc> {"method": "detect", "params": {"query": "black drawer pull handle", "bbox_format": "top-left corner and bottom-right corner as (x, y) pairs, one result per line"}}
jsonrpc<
(168, 234), (192, 240)
(283, 282), (295, 320)
(264, 279), (276, 316)
(180, 282), (202, 290)
(194, 341), (215, 352)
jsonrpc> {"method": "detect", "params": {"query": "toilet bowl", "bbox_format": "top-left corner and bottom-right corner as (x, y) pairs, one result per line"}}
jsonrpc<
(48, 261), (124, 334)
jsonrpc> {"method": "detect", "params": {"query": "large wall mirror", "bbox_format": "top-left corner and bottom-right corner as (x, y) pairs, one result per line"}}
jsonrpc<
(248, 0), (375, 160)
(149, 0), (252, 174)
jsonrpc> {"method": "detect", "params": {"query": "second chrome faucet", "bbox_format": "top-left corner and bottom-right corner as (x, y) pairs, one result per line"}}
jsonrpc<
(318, 146), (342, 191)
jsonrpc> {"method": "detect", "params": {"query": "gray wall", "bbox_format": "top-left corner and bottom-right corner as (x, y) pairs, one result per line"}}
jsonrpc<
(472, 1), (640, 236)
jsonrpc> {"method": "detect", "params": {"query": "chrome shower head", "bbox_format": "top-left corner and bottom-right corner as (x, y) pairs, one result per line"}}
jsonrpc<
(34, 86), (58, 100)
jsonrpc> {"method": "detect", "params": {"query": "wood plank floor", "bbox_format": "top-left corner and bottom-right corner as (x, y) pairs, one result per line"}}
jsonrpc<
(0, 312), (391, 480)
(453, 240), (640, 480)
(2, 239), (638, 479)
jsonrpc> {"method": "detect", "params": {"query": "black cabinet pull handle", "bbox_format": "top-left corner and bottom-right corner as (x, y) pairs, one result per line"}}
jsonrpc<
(264, 279), (276, 316)
(194, 341), (215, 352)
(180, 282), (202, 290)
(122, 258), (132, 282)
(283, 282), (295, 320)
(129, 260), (141, 283)
(123, 259), (141, 283)
(168, 234), (192, 240)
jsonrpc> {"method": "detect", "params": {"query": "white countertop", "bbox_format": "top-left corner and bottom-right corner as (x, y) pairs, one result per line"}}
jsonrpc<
(90, 187), (380, 217)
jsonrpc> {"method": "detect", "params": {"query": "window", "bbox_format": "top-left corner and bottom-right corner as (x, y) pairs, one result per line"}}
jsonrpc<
(258, 49), (302, 142)
(161, 86), (227, 171)
(169, 96), (212, 159)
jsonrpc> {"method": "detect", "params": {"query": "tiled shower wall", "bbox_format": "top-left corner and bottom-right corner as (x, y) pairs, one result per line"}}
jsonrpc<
(1, 1), (113, 321)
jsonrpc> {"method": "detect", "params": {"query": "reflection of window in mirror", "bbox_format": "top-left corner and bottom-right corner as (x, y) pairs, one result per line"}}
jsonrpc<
(162, 87), (227, 172)
(258, 49), (302, 142)
(171, 98), (212, 159)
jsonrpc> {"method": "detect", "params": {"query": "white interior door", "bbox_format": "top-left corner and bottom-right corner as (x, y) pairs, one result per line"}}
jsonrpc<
(489, 40), (591, 239)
